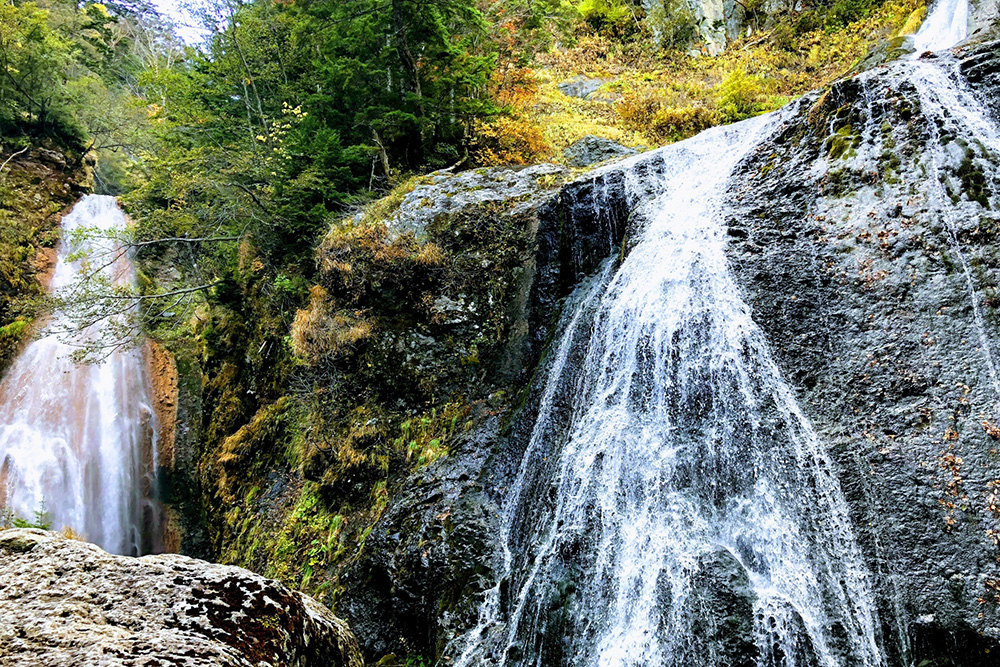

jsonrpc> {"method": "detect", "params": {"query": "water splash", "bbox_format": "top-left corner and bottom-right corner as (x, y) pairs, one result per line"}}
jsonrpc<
(0, 195), (160, 555)
(911, 0), (969, 56)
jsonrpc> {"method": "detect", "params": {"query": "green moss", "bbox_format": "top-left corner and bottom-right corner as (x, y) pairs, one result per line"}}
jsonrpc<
(189, 168), (555, 626)
(826, 124), (860, 160)
(0, 316), (31, 372)
(0, 153), (81, 372)
(957, 154), (991, 209)
(880, 150), (902, 184)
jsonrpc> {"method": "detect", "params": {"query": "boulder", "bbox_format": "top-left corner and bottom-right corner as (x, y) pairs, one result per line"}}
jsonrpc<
(382, 163), (568, 239)
(562, 135), (637, 168)
(0, 529), (363, 667)
(556, 75), (610, 100)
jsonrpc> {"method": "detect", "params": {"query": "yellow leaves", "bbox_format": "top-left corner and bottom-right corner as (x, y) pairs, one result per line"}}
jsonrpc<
(615, 85), (717, 144)
(898, 7), (928, 36)
(471, 115), (552, 166)
(503, 0), (925, 160)
(281, 101), (306, 118)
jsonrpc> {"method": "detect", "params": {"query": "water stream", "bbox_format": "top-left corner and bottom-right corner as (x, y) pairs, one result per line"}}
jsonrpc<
(910, 0), (970, 56)
(451, 3), (976, 666)
(0, 195), (160, 555)
(907, 57), (1000, 399)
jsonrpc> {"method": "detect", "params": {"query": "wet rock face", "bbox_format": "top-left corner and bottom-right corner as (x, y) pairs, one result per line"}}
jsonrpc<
(727, 45), (1000, 667)
(339, 154), (671, 663)
(0, 529), (362, 667)
(342, 43), (1000, 665)
(341, 419), (501, 662)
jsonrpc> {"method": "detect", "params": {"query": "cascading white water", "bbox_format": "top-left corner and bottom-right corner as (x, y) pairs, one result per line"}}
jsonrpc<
(913, 0), (969, 58)
(454, 112), (884, 667)
(0, 195), (159, 555)
(910, 0), (969, 56)
(451, 4), (981, 667)
(905, 58), (1000, 399)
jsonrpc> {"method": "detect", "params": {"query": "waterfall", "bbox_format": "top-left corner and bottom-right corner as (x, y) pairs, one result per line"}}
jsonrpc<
(910, 0), (969, 56)
(455, 111), (883, 667)
(905, 58), (1000, 399)
(0, 195), (160, 555)
(450, 4), (982, 667)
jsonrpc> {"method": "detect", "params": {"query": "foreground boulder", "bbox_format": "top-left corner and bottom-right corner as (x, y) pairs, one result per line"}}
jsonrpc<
(0, 529), (363, 667)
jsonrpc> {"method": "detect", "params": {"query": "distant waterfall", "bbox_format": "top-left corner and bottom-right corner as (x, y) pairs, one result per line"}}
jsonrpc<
(0, 195), (160, 555)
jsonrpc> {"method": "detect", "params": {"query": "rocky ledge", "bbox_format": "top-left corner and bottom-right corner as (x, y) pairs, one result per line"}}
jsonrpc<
(0, 529), (362, 667)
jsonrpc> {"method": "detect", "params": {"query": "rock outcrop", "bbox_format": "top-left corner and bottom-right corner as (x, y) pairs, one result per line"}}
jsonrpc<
(0, 529), (363, 667)
(339, 151), (671, 662)
(563, 135), (637, 168)
(341, 25), (1000, 667)
(723, 39), (1000, 666)
(556, 75), (610, 100)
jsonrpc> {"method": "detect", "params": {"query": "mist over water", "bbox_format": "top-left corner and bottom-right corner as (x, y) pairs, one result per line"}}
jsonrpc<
(0, 195), (160, 555)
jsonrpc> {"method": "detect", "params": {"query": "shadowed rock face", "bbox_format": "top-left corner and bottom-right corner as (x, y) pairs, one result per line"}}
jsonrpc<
(339, 151), (671, 664)
(0, 529), (363, 667)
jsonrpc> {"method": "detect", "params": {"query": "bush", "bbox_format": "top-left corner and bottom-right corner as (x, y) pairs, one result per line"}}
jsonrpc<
(291, 285), (373, 364)
(825, 0), (881, 30)
(0, 317), (31, 363)
(717, 68), (773, 123)
(645, 0), (698, 47)
(650, 105), (719, 142)
(616, 88), (718, 143)
(576, 0), (643, 38)
(471, 116), (553, 166)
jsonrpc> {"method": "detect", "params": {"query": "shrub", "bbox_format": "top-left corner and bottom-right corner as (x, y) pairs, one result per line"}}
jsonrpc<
(616, 89), (718, 144)
(649, 105), (719, 142)
(291, 285), (373, 364)
(717, 68), (772, 123)
(471, 116), (553, 166)
(576, 0), (643, 38)
(645, 0), (698, 47)
(825, 0), (880, 30)
(0, 317), (31, 363)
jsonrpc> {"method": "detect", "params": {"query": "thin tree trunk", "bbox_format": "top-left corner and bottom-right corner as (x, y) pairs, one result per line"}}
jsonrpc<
(372, 128), (391, 179)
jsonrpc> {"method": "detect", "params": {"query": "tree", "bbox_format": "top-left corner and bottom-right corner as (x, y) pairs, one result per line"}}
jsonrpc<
(0, 2), (79, 145)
